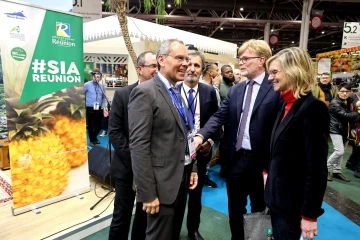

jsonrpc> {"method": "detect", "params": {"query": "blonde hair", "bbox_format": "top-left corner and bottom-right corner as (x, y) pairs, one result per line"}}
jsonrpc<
(238, 39), (272, 63)
(266, 47), (316, 99)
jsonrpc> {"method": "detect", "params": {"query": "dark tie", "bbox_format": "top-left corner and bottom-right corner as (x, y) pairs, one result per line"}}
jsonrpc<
(188, 88), (195, 127)
(235, 80), (255, 151)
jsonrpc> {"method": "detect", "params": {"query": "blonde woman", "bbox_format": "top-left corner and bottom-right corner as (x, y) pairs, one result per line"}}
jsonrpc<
(265, 47), (329, 240)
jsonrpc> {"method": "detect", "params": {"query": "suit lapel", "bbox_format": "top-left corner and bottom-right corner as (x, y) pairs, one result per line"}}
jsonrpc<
(251, 75), (272, 118)
(155, 77), (186, 135)
(236, 83), (247, 124)
(198, 83), (206, 126)
(270, 102), (286, 152)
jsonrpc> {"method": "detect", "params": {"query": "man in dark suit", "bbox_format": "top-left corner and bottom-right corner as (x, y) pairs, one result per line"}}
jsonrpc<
(194, 39), (282, 240)
(128, 39), (198, 240)
(177, 52), (219, 240)
(108, 51), (158, 240)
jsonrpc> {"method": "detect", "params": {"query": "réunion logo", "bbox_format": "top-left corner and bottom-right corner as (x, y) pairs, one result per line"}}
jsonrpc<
(10, 26), (25, 41)
(56, 22), (71, 38)
(4, 10), (27, 20)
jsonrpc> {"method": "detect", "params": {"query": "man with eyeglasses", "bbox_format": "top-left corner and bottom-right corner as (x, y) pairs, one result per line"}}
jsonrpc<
(312, 72), (338, 107)
(84, 68), (107, 146)
(128, 39), (198, 240)
(108, 51), (157, 240)
(194, 39), (281, 240)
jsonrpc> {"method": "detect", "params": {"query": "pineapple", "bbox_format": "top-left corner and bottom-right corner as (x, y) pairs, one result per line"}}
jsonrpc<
(44, 86), (88, 167)
(6, 97), (71, 208)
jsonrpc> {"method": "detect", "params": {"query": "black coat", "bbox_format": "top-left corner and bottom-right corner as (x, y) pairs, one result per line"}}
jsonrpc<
(265, 93), (329, 220)
(329, 97), (359, 138)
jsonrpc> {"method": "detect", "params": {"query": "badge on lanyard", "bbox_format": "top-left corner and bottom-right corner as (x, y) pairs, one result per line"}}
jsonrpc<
(93, 102), (100, 110)
(187, 129), (197, 161)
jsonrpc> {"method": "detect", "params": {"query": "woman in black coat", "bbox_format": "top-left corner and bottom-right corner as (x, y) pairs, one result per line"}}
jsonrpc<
(265, 47), (329, 240)
(327, 82), (360, 182)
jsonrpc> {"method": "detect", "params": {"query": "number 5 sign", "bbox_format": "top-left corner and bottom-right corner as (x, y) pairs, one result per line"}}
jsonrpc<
(342, 22), (360, 48)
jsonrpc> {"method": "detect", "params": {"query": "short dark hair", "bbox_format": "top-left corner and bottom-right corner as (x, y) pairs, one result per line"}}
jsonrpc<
(137, 51), (155, 66)
(203, 62), (218, 75)
(188, 51), (206, 71)
(338, 82), (352, 91)
(221, 64), (232, 73)
(321, 72), (330, 77)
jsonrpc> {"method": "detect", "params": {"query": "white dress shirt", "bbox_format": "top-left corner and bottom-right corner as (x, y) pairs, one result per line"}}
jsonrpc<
(238, 72), (265, 150)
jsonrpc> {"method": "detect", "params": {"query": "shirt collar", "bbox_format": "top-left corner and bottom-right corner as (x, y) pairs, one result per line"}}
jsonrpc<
(157, 72), (174, 89)
(246, 72), (265, 85)
(182, 82), (198, 94)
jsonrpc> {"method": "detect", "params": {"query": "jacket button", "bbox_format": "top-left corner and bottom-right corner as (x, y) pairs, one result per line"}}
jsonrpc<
(180, 138), (184, 142)
(180, 160), (184, 163)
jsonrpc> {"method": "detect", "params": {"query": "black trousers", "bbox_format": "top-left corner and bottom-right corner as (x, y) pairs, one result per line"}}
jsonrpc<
(86, 107), (103, 142)
(145, 164), (192, 240)
(347, 144), (360, 171)
(226, 153), (265, 240)
(270, 213), (302, 240)
(108, 176), (147, 240)
(187, 154), (210, 233)
(219, 124), (230, 170)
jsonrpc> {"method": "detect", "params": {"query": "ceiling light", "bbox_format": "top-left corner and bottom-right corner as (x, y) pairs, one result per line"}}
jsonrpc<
(332, 42), (335, 45)
(167, 4), (171, 8)
(101, 1), (104, 4)
(220, 27), (224, 30)
(271, 29), (274, 32)
(292, 41), (294, 44)
(240, 7), (244, 11)
(321, 31), (325, 34)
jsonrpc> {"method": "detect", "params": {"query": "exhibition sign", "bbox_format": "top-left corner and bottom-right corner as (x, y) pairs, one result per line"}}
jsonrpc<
(0, 0), (90, 215)
(342, 22), (360, 48)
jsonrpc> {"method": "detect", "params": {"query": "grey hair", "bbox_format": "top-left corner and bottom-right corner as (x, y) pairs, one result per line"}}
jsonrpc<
(189, 51), (206, 71)
(156, 39), (185, 69)
(137, 51), (155, 66)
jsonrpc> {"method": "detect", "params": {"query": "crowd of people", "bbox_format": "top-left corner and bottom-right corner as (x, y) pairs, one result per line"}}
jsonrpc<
(82, 38), (359, 240)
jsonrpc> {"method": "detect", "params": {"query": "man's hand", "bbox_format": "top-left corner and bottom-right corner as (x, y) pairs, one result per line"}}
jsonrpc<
(356, 100), (360, 107)
(189, 172), (198, 190)
(211, 74), (221, 86)
(194, 136), (204, 151)
(263, 173), (268, 189)
(301, 219), (318, 240)
(142, 197), (160, 214)
(199, 141), (211, 156)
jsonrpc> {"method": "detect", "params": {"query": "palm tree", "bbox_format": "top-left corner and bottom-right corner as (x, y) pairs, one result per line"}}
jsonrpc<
(107, 0), (186, 67)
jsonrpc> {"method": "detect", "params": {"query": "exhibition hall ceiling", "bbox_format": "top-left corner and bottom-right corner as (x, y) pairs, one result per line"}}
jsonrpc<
(102, 0), (360, 57)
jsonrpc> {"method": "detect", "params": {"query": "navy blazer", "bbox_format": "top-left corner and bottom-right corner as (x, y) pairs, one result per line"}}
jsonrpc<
(265, 93), (329, 220)
(109, 82), (138, 178)
(198, 74), (282, 173)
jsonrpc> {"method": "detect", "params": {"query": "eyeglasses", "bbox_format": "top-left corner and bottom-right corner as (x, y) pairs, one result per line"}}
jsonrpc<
(339, 90), (350, 94)
(163, 54), (191, 63)
(140, 64), (157, 69)
(238, 56), (262, 64)
(268, 69), (282, 77)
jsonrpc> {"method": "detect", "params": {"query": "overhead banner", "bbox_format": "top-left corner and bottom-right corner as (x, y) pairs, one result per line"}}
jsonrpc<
(0, 0), (90, 215)
(20, 0), (73, 12)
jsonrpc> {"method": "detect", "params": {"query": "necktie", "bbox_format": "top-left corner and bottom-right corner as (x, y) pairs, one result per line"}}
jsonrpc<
(235, 80), (255, 151)
(188, 88), (195, 128)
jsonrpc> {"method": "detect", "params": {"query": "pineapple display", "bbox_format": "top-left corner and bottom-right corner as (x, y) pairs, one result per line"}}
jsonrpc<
(44, 86), (88, 167)
(6, 97), (71, 208)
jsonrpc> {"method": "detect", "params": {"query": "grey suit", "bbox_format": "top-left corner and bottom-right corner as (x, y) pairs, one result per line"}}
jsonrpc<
(128, 75), (197, 239)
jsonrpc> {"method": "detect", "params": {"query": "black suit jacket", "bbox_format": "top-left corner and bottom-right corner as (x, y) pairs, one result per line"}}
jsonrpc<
(109, 82), (138, 178)
(178, 82), (219, 160)
(198, 74), (281, 173)
(264, 93), (329, 220)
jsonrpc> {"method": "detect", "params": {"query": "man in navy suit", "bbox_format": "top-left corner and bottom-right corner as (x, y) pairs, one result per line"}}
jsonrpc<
(177, 51), (219, 240)
(194, 40), (282, 240)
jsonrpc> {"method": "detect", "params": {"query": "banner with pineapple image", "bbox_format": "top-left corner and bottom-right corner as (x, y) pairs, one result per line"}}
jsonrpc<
(0, 0), (90, 215)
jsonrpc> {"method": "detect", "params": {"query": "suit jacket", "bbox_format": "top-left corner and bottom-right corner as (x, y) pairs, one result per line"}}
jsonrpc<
(198, 74), (281, 173)
(264, 93), (329, 220)
(128, 75), (197, 205)
(108, 82), (138, 179)
(177, 82), (219, 161)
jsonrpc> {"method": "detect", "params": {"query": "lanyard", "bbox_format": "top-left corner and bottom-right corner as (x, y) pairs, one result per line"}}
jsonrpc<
(162, 81), (190, 129)
(182, 86), (198, 125)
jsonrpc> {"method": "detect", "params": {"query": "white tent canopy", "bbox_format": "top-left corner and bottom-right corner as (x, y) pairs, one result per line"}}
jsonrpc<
(83, 16), (237, 58)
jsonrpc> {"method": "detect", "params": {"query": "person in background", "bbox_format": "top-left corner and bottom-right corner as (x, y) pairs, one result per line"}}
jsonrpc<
(234, 68), (247, 84)
(201, 63), (221, 105)
(327, 82), (360, 182)
(194, 39), (281, 240)
(108, 51), (157, 240)
(84, 68), (106, 146)
(128, 39), (198, 240)
(178, 51), (219, 240)
(312, 72), (338, 107)
(265, 47), (329, 240)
